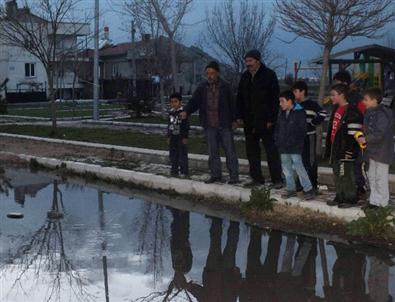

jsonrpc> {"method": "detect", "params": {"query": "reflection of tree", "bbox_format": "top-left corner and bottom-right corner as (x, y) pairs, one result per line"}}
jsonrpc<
(134, 202), (170, 286)
(1, 180), (93, 302)
(0, 166), (12, 195)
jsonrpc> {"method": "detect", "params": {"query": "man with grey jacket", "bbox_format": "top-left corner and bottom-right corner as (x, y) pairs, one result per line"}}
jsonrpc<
(357, 88), (394, 208)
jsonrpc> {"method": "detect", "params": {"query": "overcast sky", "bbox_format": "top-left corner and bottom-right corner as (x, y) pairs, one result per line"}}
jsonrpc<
(80, 0), (394, 77)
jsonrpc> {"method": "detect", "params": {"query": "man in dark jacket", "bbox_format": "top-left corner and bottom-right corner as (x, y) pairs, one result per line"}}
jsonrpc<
(182, 61), (239, 184)
(236, 49), (282, 188)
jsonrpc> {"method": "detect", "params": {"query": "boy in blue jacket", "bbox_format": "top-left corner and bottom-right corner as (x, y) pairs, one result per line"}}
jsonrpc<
(275, 90), (315, 200)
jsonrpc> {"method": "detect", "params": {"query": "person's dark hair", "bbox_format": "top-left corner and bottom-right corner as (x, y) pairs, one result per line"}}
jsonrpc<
(292, 81), (308, 96)
(331, 83), (349, 96)
(333, 70), (352, 85)
(170, 93), (182, 102)
(363, 87), (383, 104)
(205, 61), (220, 72)
(279, 90), (295, 103)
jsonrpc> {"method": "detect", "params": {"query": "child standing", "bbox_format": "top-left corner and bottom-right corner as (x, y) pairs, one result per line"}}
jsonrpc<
(275, 90), (315, 200)
(292, 81), (327, 191)
(325, 84), (363, 208)
(358, 88), (394, 208)
(168, 93), (189, 177)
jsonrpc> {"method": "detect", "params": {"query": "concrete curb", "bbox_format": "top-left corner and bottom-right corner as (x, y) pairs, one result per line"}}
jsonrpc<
(3, 151), (366, 222)
(3, 132), (395, 193)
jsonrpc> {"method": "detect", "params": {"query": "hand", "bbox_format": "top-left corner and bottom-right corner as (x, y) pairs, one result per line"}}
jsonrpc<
(232, 121), (238, 130)
(267, 122), (273, 129)
(167, 138), (170, 145)
(357, 137), (366, 145)
(182, 138), (188, 144)
(179, 112), (187, 120)
(236, 119), (243, 127)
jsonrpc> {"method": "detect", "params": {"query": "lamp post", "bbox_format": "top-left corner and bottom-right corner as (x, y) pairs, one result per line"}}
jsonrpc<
(93, 0), (99, 120)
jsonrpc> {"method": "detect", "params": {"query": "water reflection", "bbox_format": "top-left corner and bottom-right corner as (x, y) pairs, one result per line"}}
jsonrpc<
(0, 168), (394, 302)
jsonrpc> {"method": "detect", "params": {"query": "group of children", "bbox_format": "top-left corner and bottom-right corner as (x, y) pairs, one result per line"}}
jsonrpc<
(278, 76), (394, 209)
(167, 74), (394, 210)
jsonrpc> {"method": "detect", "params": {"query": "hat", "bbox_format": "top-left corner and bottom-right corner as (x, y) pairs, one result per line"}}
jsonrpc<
(244, 49), (261, 61)
(205, 61), (220, 72)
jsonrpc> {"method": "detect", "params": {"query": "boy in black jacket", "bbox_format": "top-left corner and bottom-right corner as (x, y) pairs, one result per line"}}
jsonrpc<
(292, 81), (327, 191)
(275, 90), (315, 200)
(168, 93), (189, 177)
(325, 84), (363, 208)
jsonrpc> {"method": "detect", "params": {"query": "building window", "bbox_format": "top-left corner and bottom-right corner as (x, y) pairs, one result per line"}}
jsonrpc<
(25, 63), (35, 77)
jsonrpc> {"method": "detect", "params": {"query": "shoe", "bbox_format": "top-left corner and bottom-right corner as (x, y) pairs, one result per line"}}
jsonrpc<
(271, 182), (283, 190)
(281, 191), (297, 199)
(327, 199), (339, 206)
(303, 190), (316, 200)
(179, 174), (189, 179)
(204, 177), (222, 184)
(338, 203), (356, 209)
(244, 178), (265, 187)
(227, 179), (240, 185)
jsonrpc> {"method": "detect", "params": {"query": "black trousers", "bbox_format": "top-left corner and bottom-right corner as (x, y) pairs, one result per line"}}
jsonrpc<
(245, 127), (282, 183)
(301, 134), (318, 190)
(169, 135), (188, 176)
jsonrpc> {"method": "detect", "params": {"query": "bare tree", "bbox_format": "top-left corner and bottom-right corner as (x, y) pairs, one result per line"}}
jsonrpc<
(384, 31), (395, 48)
(0, 0), (89, 132)
(276, 0), (395, 104)
(205, 0), (276, 77)
(149, 0), (193, 93)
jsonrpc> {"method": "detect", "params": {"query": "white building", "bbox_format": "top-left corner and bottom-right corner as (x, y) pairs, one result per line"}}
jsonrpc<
(0, 0), (90, 101)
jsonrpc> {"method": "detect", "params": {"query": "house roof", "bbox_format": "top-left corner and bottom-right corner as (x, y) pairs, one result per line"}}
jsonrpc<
(312, 44), (395, 64)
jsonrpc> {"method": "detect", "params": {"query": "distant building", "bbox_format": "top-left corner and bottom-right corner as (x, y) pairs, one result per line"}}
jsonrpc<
(0, 0), (90, 102)
(94, 33), (230, 100)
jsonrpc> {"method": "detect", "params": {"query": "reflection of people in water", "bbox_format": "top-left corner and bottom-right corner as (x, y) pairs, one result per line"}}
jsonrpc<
(169, 209), (193, 290)
(187, 217), (241, 301)
(277, 235), (318, 302)
(325, 243), (369, 302)
(239, 227), (282, 301)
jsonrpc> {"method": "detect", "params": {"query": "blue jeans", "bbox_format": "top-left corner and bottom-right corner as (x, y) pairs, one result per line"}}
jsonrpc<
(280, 154), (312, 192)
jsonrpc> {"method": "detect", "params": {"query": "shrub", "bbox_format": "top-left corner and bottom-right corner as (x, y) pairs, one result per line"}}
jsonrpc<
(126, 96), (154, 117)
(241, 187), (276, 213)
(347, 207), (395, 240)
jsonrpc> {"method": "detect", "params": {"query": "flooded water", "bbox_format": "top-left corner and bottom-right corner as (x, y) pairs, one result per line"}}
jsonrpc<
(0, 168), (394, 302)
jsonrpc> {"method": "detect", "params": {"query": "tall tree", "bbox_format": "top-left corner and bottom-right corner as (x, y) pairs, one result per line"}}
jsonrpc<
(0, 0), (89, 132)
(149, 0), (193, 93)
(276, 0), (395, 103)
(205, 0), (276, 77)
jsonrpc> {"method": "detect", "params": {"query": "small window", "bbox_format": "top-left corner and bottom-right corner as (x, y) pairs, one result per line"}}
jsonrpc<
(25, 63), (35, 77)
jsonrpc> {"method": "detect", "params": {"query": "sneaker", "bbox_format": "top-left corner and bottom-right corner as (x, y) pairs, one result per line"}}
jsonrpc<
(362, 203), (379, 210)
(281, 191), (297, 199)
(179, 174), (189, 179)
(271, 182), (284, 190)
(303, 190), (316, 200)
(204, 177), (222, 184)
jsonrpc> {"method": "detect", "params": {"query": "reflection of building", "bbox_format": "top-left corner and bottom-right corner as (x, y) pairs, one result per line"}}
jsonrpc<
(5, 169), (51, 206)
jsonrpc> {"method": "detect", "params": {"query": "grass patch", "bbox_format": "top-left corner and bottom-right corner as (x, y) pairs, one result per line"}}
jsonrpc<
(347, 207), (395, 240)
(241, 187), (276, 213)
(118, 115), (200, 126)
(7, 107), (123, 118)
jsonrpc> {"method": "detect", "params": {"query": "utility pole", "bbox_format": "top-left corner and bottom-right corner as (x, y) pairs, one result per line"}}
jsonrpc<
(93, 0), (99, 120)
(131, 21), (136, 98)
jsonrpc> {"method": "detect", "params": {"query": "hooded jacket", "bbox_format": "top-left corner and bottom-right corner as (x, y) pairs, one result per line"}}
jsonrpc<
(274, 103), (306, 154)
(364, 104), (394, 164)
